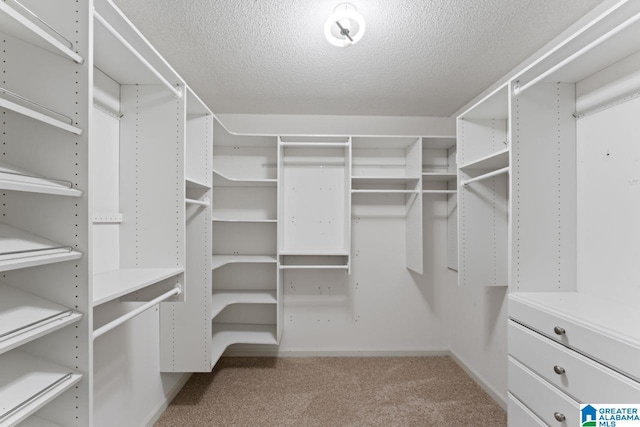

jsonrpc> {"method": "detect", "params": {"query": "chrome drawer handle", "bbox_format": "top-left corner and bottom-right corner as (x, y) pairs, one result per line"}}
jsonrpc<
(553, 326), (566, 335)
(554, 412), (566, 422)
(553, 365), (566, 375)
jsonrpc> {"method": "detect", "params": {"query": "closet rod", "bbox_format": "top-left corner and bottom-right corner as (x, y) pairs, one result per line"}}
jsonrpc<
(0, 87), (74, 125)
(514, 10), (640, 95)
(280, 142), (349, 147)
(93, 11), (182, 99)
(92, 285), (181, 340)
(461, 167), (509, 186)
(185, 197), (209, 207)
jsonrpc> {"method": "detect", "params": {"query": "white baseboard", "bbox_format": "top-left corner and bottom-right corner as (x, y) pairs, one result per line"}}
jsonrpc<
(449, 349), (507, 410)
(144, 373), (192, 427)
(223, 347), (450, 358)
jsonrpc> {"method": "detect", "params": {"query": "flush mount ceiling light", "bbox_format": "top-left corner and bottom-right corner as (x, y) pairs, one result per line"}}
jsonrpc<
(324, 3), (366, 47)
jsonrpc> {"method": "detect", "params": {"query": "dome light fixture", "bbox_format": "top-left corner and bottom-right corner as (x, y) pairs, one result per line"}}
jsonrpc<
(324, 3), (366, 47)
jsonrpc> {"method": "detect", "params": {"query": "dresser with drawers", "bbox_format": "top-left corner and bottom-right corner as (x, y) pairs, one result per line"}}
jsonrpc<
(508, 292), (640, 426)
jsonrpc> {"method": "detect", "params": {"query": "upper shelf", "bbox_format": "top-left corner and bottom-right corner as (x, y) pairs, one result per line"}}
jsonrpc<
(422, 137), (456, 149)
(0, 350), (82, 426)
(0, 1), (84, 63)
(0, 160), (82, 197)
(212, 255), (277, 271)
(211, 290), (277, 320)
(93, 267), (184, 306)
(421, 173), (457, 182)
(0, 284), (82, 355)
(213, 168), (277, 188)
(459, 148), (509, 171)
(352, 176), (420, 185)
(0, 224), (82, 272)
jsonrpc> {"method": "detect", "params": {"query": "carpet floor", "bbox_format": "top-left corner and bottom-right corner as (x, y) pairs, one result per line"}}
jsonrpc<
(155, 357), (507, 426)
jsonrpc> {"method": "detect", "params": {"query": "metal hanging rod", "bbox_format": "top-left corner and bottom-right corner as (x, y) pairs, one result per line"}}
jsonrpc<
(0, 245), (73, 257)
(9, 0), (74, 49)
(93, 285), (182, 340)
(574, 89), (640, 119)
(185, 197), (209, 207)
(93, 101), (123, 119)
(461, 167), (510, 186)
(0, 87), (74, 124)
(514, 9), (640, 95)
(93, 10), (182, 99)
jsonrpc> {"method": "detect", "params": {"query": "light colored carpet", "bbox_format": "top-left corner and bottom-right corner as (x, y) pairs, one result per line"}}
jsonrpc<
(155, 357), (507, 426)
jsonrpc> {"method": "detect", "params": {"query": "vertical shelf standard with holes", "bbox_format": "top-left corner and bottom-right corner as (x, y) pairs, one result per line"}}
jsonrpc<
(457, 84), (510, 287)
(160, 88), (213, 372)
(0, 0), (92, 425)
(351, 137), (423, 273)
(422, 137), (458, 270)
(210, 122), (280, 367)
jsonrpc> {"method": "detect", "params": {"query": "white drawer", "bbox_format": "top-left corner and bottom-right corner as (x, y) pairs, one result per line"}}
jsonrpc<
(509, 293), (640, 382)
(509, 320), (640, 403)
(509, 356), (579, 426)
(508, 393), (546, 427)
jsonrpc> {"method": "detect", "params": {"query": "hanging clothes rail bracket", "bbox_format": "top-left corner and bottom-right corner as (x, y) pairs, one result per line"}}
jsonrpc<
(92, 285), (182, 340)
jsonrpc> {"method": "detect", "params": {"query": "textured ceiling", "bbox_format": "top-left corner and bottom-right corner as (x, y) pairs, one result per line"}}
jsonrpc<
(113, 0), (603, 117)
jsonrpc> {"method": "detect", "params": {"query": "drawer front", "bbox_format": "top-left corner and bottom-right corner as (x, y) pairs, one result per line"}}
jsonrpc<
(508, 393), (546, 427)
(509, 296), (640, 381)
(509, 357), (579, 426)
(509, 321), (640, 403)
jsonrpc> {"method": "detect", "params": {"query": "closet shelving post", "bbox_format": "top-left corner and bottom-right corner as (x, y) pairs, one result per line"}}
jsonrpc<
(278, 136), (352, 272)
(0, 0), (91, 425)
(210, 122), (279, 366)
(160, 88), (213, 372)
(91, 0), (185, 342)
(456, 84), (510, 287)
(351, 137), (423, 273)
(505, 2), (640, 423)
(422, 137), (458, 270)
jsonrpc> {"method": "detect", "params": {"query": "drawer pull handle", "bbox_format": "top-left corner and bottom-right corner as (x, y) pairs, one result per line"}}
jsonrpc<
(553, 326), (566, 335)
(553, 365), (566, 375)
(554, 412), (566, 422)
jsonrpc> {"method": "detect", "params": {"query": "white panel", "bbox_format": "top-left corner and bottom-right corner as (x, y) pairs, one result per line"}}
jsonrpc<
(212, 146), (276, 180)
(577, 96), (640, 306)
(511, 83), (577, 292)
(446, 147), (458, 270)
(212, 222), (276, 256)
(457, 119), (508, 166)
(211, 187), (277, 221)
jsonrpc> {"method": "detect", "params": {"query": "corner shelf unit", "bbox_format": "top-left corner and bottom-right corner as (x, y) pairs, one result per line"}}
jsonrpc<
(457, 84), (510, 287)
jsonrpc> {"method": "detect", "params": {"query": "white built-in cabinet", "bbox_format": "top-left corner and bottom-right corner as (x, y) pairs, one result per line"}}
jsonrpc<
(453, 1), (640, 424)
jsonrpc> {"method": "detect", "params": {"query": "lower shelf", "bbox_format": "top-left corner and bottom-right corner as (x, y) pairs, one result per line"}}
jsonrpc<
(211, 255), (277, 271)
(0, 350), (82, 426)
(211, 323), (277, 366)
(19, 416), (64, 427)
(211, 291), (277, 319)
(0, 284), (82, 355)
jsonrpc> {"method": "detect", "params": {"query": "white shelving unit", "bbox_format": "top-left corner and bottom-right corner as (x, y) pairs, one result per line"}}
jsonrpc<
(457, 84), (510, 287)
(0, 0), (91, 423)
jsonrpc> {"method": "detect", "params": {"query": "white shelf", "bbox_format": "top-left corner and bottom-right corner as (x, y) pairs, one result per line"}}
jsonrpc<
(211, 323), (277, 364)
(0, 160), (82, 197)
(279, 265), (349, 270)
(0, 1), (84, 63)
(459, 148), (509, 171)
(93, 267), (184, 306)
(352, 176), (420, 185)
(211, 290), (277, 319)
(421, 173), (457, 182)
(0, 284), (82, 355)
(185, 177), (211, 190)
(423, 190), (457, 194)
(0, 350), (82, 426)
(19, 416), (64, 427)
(212, 218), (277, 223)
(211, 255), (277, 271)
(422, 137), (456, 149)
(279, 250), (349, 256)
(0, 224), (82, 273)
(0, 95), (83, 136)
(212, 169), (276, 188)
(351, 189), (418, 194)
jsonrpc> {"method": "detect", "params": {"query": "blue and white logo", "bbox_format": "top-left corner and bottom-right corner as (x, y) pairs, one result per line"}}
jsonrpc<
(581, 404), (640, 427)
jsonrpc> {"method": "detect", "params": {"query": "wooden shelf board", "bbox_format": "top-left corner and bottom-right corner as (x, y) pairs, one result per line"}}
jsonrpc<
(459, 148), (509, 171)
(0, 350), (82, 426)
(211, 290), (277, 319)
(93, 267), (184, 306)
(0, 3), (84, 63)
(0, 284), (82, 355)
(211, 255), (277, 271)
